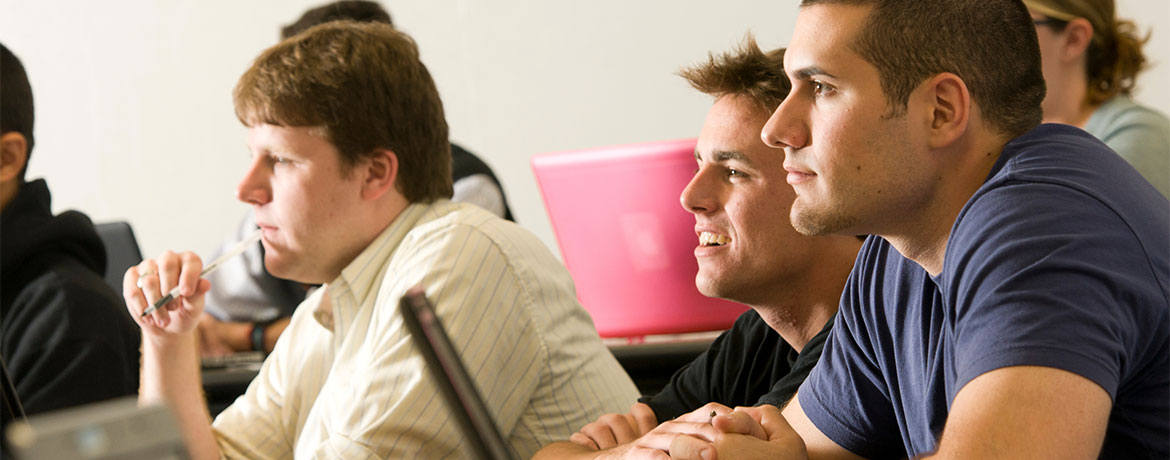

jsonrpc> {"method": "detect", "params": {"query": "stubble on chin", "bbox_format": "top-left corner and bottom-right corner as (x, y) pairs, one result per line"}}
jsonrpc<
(694, 270), (721, 299)
(789, 197), (857, 237)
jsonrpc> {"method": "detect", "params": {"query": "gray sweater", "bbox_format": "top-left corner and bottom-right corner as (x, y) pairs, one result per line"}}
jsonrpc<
(1085, 95), (1170, 199)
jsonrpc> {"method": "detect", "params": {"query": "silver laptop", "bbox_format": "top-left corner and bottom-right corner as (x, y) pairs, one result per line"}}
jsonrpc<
(5, 396), (188, 460)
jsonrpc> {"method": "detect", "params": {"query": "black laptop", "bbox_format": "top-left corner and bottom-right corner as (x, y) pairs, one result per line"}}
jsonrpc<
(399, 288), (518, 460)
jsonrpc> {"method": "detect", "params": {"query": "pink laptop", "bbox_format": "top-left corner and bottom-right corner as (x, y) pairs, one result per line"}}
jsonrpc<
(532, 139), (749, 338)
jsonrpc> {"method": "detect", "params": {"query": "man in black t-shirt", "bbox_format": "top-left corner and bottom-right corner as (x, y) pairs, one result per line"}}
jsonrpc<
(533, 38), (863, 460)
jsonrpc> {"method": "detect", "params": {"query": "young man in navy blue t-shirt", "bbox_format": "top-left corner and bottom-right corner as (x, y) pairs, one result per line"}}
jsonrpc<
(661, 1), (1168, 459)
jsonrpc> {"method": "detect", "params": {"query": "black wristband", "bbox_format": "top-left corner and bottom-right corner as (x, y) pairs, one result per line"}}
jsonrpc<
(251, 321), (268, 353)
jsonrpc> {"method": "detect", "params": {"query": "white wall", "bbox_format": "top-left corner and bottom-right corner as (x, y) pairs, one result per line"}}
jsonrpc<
(2, 1), (1167, 260)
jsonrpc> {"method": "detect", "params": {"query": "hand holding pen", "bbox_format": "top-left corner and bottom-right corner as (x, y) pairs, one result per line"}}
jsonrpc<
(124, 229), (262, 332)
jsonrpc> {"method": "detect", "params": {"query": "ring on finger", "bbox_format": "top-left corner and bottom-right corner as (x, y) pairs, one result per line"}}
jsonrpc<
(136, 269), (156, 289)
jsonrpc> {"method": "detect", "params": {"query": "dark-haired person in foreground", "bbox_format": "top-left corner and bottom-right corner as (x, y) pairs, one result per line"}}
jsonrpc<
(198, 0), (514, 357)
(663, 1), (1168, 458)
(124, 22), (636, 459)
(533, 38), (862, 459)
(0, 43), (139, 419)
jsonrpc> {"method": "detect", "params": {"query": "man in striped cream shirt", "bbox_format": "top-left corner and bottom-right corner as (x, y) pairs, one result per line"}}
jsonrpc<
(123, 22), (638, 459)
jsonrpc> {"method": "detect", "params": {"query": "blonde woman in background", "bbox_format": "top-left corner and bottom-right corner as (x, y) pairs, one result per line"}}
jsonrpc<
(1026, 0), (1170, 198)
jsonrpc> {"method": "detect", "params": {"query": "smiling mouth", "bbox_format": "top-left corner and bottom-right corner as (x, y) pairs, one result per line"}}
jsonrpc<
(699, 231), (731, 247)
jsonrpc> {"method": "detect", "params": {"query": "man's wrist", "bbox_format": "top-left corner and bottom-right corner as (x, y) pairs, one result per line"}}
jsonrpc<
(250, 321), (269, 352)
(143, 327), (195, 351)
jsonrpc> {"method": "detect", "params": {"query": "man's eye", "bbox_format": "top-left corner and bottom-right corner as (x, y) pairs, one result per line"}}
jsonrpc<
(727, 168), (744, 178)
(811, 80), (834, 96)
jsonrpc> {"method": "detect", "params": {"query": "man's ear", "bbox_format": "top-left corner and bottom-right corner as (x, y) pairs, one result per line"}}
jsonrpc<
(1059, 18), (1094, 63)
(923, 72), (970, 149)
(0, 132), (28, 183)
(360, 148), (399, 201)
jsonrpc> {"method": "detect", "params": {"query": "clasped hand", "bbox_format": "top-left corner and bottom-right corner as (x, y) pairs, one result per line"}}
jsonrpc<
(570, 402), (808, 460)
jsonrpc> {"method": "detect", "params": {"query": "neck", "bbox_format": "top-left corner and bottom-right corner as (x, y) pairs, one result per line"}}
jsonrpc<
(315, 196), (411, 285)
(1042, 65), (1097, 127)
(0, 179), (21, 212)
(753, 236), (860, 352)
(882, 133), (1009, 276)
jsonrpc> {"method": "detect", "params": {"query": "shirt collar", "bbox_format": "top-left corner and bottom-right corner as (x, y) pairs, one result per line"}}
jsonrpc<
(311, 201), (436, 331)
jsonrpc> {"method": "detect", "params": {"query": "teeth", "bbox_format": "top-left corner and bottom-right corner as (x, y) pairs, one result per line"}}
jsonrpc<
(700, 232), (730, 246)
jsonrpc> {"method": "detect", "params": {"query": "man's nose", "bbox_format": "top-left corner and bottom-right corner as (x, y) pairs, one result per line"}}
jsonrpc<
(761, 96), (809, 150)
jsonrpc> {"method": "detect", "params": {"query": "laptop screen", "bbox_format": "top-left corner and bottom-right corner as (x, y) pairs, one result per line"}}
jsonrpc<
(399, 289), (518, 460)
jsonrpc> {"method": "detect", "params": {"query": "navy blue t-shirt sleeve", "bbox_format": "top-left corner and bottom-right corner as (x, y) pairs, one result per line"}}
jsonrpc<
(798, 238), (904, 458)
(944, 181), (1156, 399)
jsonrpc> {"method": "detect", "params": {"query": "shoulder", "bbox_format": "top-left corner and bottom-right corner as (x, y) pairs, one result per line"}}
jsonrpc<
(942, 139), (1169, 380)
(963, 126), (1168, 256)
(450, 143), (500, 183)
(388, 201), (575, 319)
(404, 201), (556, 272)
(1088, 96), (1170, 139)
(14, 257), (120, 306)
(949, 177), (1167, 303)
(408, 201), (515, 240)
(5, 259), (133, 340)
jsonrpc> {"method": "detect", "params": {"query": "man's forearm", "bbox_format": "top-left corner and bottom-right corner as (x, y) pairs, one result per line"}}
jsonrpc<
(141, 333), (221, 460)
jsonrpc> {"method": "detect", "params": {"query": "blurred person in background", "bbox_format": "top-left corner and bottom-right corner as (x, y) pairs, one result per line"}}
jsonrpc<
(1026, 0), (1170, 197)
(0, 42), (139, 420)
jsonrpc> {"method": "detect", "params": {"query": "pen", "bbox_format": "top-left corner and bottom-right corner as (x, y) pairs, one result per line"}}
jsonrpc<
(138, 229), (263, 318)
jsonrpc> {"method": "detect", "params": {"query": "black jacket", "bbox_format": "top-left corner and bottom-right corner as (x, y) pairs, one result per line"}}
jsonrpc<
(451, 143), (514, 221)
(1, 179), (139, 421)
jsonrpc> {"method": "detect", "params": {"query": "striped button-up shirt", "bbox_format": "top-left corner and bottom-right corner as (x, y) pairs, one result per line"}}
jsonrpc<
(212, 200), (639, 458)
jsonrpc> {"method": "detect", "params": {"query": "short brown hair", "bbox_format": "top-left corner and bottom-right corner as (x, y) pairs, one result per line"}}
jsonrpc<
(679, 36), (789, 112)
(234, 21), (452, 202)
(801, 0), (1046, 137)
(1024, 0), (1148, 105)
(281, 0), (393, 40)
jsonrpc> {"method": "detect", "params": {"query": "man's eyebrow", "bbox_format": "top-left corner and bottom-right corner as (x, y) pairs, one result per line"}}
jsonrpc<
(695, 149), (750, 164)
(793, 66), (837, 81)
(715, 150), (749, 162)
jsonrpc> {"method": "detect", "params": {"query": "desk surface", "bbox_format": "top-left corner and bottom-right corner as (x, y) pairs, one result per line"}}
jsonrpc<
(608, 336), (715, 394)
(203, 362), (261, 417)
(200, 334), (719, 414)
